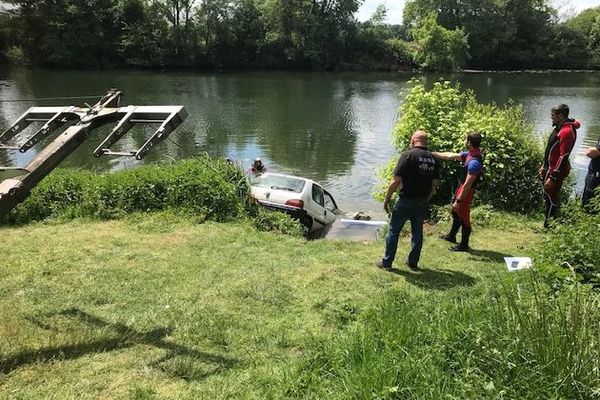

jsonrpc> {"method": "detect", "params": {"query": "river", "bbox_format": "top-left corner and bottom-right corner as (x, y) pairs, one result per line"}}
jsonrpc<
(1, 69), (599, 218)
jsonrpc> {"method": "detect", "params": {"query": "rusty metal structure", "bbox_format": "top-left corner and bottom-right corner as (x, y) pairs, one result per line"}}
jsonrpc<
(0, 89), (187, 220)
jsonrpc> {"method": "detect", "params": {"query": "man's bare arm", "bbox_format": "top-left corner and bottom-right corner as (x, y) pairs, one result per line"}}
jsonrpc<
(384, 175), (402, 213)
(432, 151), (462, 161)
(585, 146), (600, 159)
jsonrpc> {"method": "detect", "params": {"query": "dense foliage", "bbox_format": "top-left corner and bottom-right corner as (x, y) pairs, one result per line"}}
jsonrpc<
(536, 199), (600, 286)
(380, 80), (544, 212)
(409, 12), (469, 71)
(3, 156), (252, 223)
(0, 0), (599, 70)
(404, 0), (599, 70)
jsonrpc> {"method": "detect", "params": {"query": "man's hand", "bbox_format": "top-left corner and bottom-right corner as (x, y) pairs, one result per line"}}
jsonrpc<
(452, 200), (460, 212)
(384, 198), (391, 214)
(538, 166), (546, 180)
(543, 178), (555, 192)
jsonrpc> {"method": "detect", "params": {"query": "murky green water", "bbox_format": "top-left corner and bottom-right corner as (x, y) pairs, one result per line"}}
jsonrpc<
(1, 69), (599, 216)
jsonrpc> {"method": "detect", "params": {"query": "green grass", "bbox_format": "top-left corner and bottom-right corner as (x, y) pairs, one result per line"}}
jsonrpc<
(0, 213), (598, 399)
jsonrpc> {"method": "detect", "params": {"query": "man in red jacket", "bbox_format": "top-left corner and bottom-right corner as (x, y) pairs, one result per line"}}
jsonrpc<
(539, 104), (580, 227)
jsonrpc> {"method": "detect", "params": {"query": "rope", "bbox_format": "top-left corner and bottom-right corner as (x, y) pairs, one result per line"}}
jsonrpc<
(0, 95), (103, 103)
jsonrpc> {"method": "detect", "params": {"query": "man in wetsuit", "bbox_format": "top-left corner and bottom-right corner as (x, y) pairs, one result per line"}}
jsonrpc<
(377, 130), (439, 271)
(248, 158), (267, 175)
(539, 104), (580, 227)
(433, 132), (483, 252)
(582, 137), (600, 209)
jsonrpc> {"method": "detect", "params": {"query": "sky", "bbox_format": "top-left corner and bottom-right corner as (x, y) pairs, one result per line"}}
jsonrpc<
(356, 0), (600, 25)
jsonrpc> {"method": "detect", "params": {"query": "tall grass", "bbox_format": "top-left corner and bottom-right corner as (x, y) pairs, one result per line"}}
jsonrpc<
(281, 274), (600, 399)
(3, 155), (253, 224)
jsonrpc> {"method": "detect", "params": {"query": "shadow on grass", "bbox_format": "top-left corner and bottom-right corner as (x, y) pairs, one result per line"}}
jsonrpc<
(390, 268), (477, 290)
(1, 308), (236, 380)
(468, 249), (513, 263)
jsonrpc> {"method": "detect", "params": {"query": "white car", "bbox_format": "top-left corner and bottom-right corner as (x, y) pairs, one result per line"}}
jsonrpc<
(250, 173), (341, 232)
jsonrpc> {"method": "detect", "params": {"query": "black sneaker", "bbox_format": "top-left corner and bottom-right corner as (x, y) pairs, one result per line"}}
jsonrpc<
(439, 234), (457, 243)
(405, 261), (419, 271)
(449, 244), (470, 252)
(376, 261), (392, 270)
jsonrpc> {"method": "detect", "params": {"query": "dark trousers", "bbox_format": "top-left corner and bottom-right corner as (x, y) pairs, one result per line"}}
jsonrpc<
(582, 172), (600, 209)
(543, 167), (569, 227)
(382, 196), (428, 267)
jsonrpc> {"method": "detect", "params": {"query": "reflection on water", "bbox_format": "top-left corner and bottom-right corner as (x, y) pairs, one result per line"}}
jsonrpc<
(1, 69), (599, 217)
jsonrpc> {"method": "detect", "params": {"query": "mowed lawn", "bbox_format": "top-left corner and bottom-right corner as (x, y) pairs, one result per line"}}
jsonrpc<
(0, 214), (542, 399)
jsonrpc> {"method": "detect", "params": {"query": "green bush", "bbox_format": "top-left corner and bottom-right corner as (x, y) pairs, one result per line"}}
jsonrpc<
(379, 80), (544, 213)
(253, 209), (304, 237)
(535, 200), (600, 286)
(4, 155), (254, 224)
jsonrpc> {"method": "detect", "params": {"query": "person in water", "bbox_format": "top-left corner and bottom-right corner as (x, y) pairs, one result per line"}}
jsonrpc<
(249, 158), (266, 175)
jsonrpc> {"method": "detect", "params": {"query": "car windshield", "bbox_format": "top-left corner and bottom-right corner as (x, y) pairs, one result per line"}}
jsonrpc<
(252, 175), (306, 193)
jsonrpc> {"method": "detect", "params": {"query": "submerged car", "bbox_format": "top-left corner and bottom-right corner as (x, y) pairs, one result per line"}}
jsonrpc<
(250, 173), (341, 232)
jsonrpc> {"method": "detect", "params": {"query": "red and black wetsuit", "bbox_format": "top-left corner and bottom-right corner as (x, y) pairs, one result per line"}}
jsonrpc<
(542, 119), (579, 222)
(443, 148), (483, 250)
(454, 148), (483, 228)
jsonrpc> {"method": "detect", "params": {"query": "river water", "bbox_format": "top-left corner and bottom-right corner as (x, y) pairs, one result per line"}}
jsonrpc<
(1, 69), (599, 218)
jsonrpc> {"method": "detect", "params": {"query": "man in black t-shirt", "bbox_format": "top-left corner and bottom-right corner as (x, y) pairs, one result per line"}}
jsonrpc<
(583, 138), (600, 209)
(377, 130), (439, 271)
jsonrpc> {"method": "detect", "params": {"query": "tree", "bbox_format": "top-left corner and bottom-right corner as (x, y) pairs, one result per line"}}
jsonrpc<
(6, 0), (122, 67)
(154, 0), (198, 65)
(567, 7), (600, 68)
(410, 12), (469, 71)
(589, 15), (600, 67)
(119, 0), (171, 66)
(403, 0), (559, 69)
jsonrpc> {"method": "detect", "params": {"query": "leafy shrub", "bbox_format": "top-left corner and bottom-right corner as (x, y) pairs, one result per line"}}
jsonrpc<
(379, 80), (544, 213)
(5, 46), (27, 65)
(4, 155), (254, 224)
(253, 209), (304, 236)
(535, 200), (600, 286)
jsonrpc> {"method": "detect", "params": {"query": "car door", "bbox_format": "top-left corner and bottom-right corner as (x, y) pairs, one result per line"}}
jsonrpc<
(310, 183), (329, 228)
(323, 190), (340, 224)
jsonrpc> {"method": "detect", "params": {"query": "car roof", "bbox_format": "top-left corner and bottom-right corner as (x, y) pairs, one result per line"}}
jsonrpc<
(257, 172), (317, 186)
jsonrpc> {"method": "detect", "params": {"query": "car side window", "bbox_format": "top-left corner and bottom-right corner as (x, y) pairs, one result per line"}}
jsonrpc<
(312, 184), (325, 207)
(324, 192), (336, 211)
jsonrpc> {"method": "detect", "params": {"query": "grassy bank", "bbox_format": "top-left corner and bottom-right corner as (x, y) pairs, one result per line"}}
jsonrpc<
(1, 213), (598, 399)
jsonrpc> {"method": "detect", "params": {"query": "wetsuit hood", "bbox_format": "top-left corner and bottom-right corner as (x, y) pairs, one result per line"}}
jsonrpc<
(565, 119), (581, 129)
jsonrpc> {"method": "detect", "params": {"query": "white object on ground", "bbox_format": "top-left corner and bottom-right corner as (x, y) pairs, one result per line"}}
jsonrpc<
(339, 219), (387, 226)
(503, 257), (533, 271)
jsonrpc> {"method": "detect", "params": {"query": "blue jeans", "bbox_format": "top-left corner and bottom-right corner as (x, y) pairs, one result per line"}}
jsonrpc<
(382, 196), (428, 267)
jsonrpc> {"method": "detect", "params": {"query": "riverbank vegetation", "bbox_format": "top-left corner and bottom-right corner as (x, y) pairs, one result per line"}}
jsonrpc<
(0, 1), (599, 71)
(1, 155), (304, 235)
(379, 80), (543, 213)
(2, 209), (598, 398)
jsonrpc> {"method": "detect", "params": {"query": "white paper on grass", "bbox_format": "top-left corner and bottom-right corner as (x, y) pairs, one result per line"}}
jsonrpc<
(503, 257), (532, 271)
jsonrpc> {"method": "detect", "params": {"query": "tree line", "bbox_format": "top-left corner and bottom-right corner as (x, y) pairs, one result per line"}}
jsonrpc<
(0, 0), (598, 71)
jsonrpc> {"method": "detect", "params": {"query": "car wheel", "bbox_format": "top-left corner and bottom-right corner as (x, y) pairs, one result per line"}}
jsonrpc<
(300, 215), (313, 231)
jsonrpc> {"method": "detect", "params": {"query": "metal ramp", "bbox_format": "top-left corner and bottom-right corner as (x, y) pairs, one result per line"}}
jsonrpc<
(0, 89), (187, 220)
